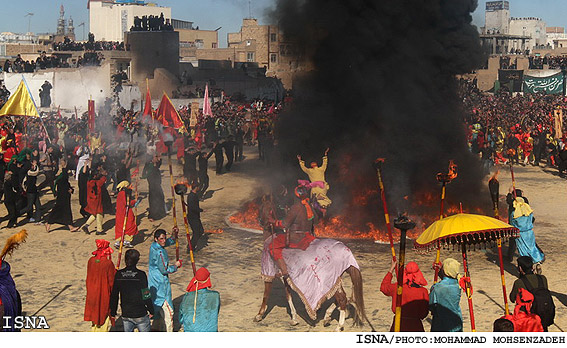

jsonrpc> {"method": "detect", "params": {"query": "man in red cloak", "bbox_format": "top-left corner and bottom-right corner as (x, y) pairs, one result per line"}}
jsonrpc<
(84, 239), (116, 332)
(502, 287), (544, 332)
(114, 181), (138, 248)
(380, 259), (429, 331)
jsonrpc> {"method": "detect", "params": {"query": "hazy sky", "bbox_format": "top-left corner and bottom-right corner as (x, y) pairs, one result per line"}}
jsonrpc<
(2, 0), (567, 45)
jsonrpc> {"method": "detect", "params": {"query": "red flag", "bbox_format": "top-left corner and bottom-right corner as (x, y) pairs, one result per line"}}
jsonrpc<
(88, 100), (95, 132)
(142, 82), (153, 120)
(57, 106), (62, 119)
(155, 93), (185, 131)
(203, 84), (212, 116)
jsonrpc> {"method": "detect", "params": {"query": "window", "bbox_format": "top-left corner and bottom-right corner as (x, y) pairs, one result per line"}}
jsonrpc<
(270, 33), (277, 42)
(212, 42), (218, 49)
(247, 52), (255, 62)
(195, 39), (204, 49)
(270, 53), (277, 63)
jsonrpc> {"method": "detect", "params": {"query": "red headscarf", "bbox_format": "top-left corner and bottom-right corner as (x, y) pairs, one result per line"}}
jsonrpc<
(403, 262), (427, 287)
(186, 267), (213, 324)
(515, 288), (534, 315)
(186, 267), (212, 292)
(92, 239), (113, 260)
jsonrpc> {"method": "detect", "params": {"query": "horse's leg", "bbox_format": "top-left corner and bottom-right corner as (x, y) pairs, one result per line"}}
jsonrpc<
(322, 303), (336, 327)
(334, 285), (348, 332)
(254, 281), (272, 322)
(284, 279), (299, 326)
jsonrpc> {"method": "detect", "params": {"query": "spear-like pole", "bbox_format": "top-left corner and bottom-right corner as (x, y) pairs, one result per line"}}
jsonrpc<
(164, 139), (179, 261)
(393, 215), (415, 332)
(116, 193), (130, 270)
(488, 170), (509, 315)
(373, 159), (396, 264)
(434, 161), (458, 282)
(461, 242), (476, 332)
(175, 183), (197, 276)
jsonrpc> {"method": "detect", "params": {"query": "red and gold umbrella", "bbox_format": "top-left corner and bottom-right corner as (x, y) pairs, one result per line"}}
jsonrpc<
(415, 213), (519, 331)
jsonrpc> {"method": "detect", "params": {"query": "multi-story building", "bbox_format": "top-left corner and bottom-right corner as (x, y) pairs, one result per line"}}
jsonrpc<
(194, 18), (306, 89)
(509, 17), (547, 49)
(88, 0), (172, 42)
(484, 1), (510, 34)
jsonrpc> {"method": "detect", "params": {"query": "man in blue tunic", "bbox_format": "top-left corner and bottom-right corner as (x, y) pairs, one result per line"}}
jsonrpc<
(509, 197), (544, 269)
(179, 267), (220, 332)
(429, 258), (463, 332)
(148, 228), (182, 332)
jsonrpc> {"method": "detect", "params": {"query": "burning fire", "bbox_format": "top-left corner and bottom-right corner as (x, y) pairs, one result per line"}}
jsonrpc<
(228, 188), (489, 242)
(228, 201), (262, 230)
(206, 228), (224, 234)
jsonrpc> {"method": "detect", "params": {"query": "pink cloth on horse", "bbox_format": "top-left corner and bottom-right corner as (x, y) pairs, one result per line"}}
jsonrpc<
(297, 179), (325, 189)
(261, 237), (359, 319)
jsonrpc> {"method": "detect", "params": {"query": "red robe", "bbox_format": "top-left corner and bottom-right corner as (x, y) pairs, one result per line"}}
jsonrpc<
(86, 177), (106, 215)
(115, 190), (138, 240)
(84, 256), (115, 326)
(380, 272), (429, 332)
(174, 136), (185, 160)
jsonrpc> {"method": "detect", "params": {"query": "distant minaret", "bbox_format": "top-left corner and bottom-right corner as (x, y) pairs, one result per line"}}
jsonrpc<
(67, 17), (75, 37)
(57, 5), (66, 36)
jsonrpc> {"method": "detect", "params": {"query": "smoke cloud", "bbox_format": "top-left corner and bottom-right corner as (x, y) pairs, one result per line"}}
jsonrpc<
(271, 0), (488, 216)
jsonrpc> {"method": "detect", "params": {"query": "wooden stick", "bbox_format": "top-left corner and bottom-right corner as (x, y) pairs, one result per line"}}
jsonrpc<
(116, 193), (129, 269)
(375, 160), (396, 263)
(166, 145), (179, 261)
(461, 243), (476, 332)
(180, 193), (197, 276)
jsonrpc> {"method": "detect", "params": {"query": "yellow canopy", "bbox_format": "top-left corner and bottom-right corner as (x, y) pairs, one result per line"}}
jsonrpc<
(0, 80), (39, 117)
(414, 213), (518, 252)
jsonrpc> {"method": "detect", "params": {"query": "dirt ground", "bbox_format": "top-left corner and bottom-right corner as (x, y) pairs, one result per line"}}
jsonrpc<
(2, 146), (565, 332)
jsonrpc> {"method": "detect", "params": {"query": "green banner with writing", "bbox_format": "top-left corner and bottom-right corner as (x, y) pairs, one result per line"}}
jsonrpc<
(523, 73), (564, 94)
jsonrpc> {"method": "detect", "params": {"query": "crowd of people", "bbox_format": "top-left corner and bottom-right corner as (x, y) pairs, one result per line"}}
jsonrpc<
(130, 13), (174, 32)
(0, 70), (559, 333)
(53, 35), (127, 52)
(459, 79), (567, 177)
(0, 92), (281, 332)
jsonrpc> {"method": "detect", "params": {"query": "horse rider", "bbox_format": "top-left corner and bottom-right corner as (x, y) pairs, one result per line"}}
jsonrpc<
(297, 147), (331, 215)
(269, 184), (316, 279)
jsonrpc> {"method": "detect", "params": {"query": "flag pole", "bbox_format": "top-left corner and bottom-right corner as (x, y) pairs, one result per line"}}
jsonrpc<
(373, 159), (396, 267)
(22, 76), (51, 143)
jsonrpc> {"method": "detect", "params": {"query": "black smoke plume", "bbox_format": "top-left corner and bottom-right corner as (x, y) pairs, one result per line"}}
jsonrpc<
(270, 0), (488, 218)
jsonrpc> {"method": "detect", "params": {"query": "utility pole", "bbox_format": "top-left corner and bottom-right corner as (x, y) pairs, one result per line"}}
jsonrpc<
(25, 13), (34, 34)
(78, 23), (85, 41)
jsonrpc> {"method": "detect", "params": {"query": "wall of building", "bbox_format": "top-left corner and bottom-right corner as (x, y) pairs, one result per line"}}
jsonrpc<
(126, 31), (179, 87)
(509, 18), (547, 48)
(177, 29), (218, 49)
(89, 1), (171, 42)
(485, 1), (510, 34)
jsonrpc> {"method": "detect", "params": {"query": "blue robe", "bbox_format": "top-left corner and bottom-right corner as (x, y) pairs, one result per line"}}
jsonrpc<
(179, 288), (220, 332)
(429, 277), (463, 332)
(510, 212), (544, 263)
(148, 239), (177, 311)
(0, 261), (21, 332)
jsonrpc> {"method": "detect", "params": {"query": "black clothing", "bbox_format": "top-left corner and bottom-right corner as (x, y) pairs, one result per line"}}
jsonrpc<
(46, 172), (73, 225)
(3, 178), (19, 227)
(183, 150), (199, 183)
(197, 150), (212, 197)
(235, 128), (244, 161)
(78, 167), (90, 217)
(142, 161), (166, 220)
(187, 191), (205, 248)
(213, 143), (224, 174)
(109, 266), (154, 318)
(222, 140), (237, 172)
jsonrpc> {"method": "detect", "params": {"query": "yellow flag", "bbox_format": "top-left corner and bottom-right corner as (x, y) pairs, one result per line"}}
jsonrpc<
(0, 80), (39, 117)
